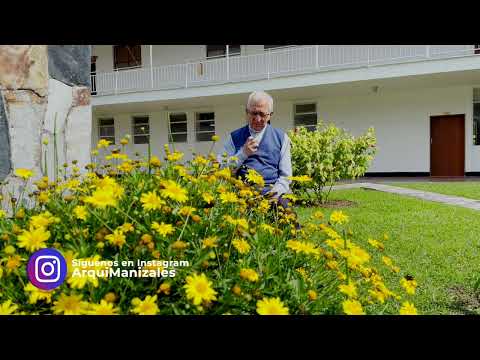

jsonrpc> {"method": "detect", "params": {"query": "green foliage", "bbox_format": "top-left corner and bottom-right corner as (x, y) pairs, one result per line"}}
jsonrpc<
(289, 123), (377, 203)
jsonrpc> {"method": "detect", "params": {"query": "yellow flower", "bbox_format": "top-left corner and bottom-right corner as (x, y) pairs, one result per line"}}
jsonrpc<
(232, 238), (251, 254)
(166, 151), (184, 162)
(399, 301), (418, 315)
(307, 290), (317, 301)
(24, 283), (53, 304)
(97, 139), (111, 148)
(256, 297), (289, 315)
(171, 240), (188, 251)
(368, 238), (384, 251)
(158, 283), (171, 295)
(160, 180), (188, 203)
(88, 300), (120, 315)
(118, 161), (134, 173)
(286, 240), (321, 257)
(84, 187), (118, 209)
(214, 168), (231, 179)
(73, 206), (88, 221)
(219, 192), (238, 204)
(131, 295), (159, 315)
(342, 299), (365, 315)
(260, 223), (275, 235)
(382, 256), (393, 267)
(17, 227), (50, 252)
(105, 229), (126, 248)
(52, 294), (89, 315)
(29, 211), (58, 229)
(15, 168), (34, 180)
(202, 236), (219, 249)
(346, 245), (371, 267)
(202, 193), (214, 204)
(184, 273), (218, 306)
(240, 268), (259, 282)
(400, 277), (418, 295)
(104, 292), (117, 303)
(38, 192), (49, 204)
(179, 206), (196, 217)
(0, 210), (6, 219)
(0, 300), (18, 315)
(330, 210), (349, 225)
(313, 211), (324, 219)
(5, 255), (22, 272)
(121, 223), (134, 233)
(152, 222), (175, 237)
(140, 191), (165, 211)
(287, 175), (312, 183)
(368, 289), (387, 304)
(211, 135), (220, 142)
(245, 169), (265, 187)
(4, 245), (15, 255)
(339, 281), (358, 298)
(150, 156), (162, 167)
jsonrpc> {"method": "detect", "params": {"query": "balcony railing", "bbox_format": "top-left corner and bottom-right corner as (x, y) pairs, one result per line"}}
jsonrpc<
(90, 45), (479, 96)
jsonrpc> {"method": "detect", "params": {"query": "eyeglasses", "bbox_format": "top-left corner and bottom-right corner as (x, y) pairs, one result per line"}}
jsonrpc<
(246, 109), (273, 119)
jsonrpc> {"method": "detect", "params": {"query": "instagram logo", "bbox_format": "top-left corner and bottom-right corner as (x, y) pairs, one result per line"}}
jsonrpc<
(27, 248), (67, 290)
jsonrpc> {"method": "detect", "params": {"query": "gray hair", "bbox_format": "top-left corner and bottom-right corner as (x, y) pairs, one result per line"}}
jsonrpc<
(246, 91), (273, 113)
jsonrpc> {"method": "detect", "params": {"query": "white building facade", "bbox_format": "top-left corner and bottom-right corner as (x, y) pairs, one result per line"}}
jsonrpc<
(90, 45), (480, 176)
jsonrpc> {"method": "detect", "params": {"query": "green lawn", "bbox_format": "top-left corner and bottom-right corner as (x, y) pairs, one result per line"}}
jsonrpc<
(296, 188), (480, 315)
(390, 182), (480, 200)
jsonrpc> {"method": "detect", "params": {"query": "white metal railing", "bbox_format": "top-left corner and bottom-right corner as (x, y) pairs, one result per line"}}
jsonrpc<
(90, 45), (479, 96)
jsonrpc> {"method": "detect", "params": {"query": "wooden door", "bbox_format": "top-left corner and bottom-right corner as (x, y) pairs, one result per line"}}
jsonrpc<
(430, 115), (465, 177)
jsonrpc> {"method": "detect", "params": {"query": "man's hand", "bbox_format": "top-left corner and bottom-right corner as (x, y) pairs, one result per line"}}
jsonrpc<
(242, 136), (259, 157)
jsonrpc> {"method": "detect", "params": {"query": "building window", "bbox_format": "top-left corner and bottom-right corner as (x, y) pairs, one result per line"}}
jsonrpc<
(132, 116), (150, 144)
(98, 118), (115, 144)
(294, 103), (317, 131)
(169, 113), (188, 143)
(195, 112), (215, 142)
(113, 45), (142, 70)
(206, 45), (241, 58)
(475, 45), (480, 55)
(474, 88), (480, 145)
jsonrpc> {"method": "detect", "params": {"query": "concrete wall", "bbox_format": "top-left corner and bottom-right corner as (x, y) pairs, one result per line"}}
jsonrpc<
(92, 84), (480, 173)
(0, 45), (92, 202)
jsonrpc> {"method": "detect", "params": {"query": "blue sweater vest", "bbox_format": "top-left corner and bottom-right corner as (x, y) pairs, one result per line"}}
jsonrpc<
(231, 124), (285, 185)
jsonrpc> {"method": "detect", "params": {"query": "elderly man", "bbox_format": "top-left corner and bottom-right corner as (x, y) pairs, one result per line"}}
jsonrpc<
(218, 91), (293, 208)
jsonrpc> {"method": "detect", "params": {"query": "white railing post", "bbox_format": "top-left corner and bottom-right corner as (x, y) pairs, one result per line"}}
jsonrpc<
(315, 45), (319, 69)
(426, 45), (430, 58)
(367, 46), (371, 67)
(150, 45), (154, 89)
(267, 48), (271, 79)
(226, 45), (229, 81)
(185, 63), (188, 88)
(114, 69), (118, 94)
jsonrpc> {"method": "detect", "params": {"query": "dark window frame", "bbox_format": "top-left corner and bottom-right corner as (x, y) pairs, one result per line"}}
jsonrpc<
(206, 45), (241, 58)
(294, 103), (318, 132)
(195, 112), (215, 142)
(98, 118), (115, 144)
(474, 88), (480, 145)
(132, 116), (150, 144)
(168, 112), (188, 143)
(113, 45), (142, 70)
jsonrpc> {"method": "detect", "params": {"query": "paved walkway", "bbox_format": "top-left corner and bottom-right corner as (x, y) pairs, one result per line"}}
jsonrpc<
(331, 182), (480, 211)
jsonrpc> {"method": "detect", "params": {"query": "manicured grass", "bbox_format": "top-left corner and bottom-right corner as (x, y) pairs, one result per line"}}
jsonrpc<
(296, 188), (480, 315)
(390, 182), (480, 200)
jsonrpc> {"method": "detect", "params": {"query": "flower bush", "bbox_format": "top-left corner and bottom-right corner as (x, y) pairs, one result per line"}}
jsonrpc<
(288, 123), (377, 204)
(0, 136), (416, 315)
